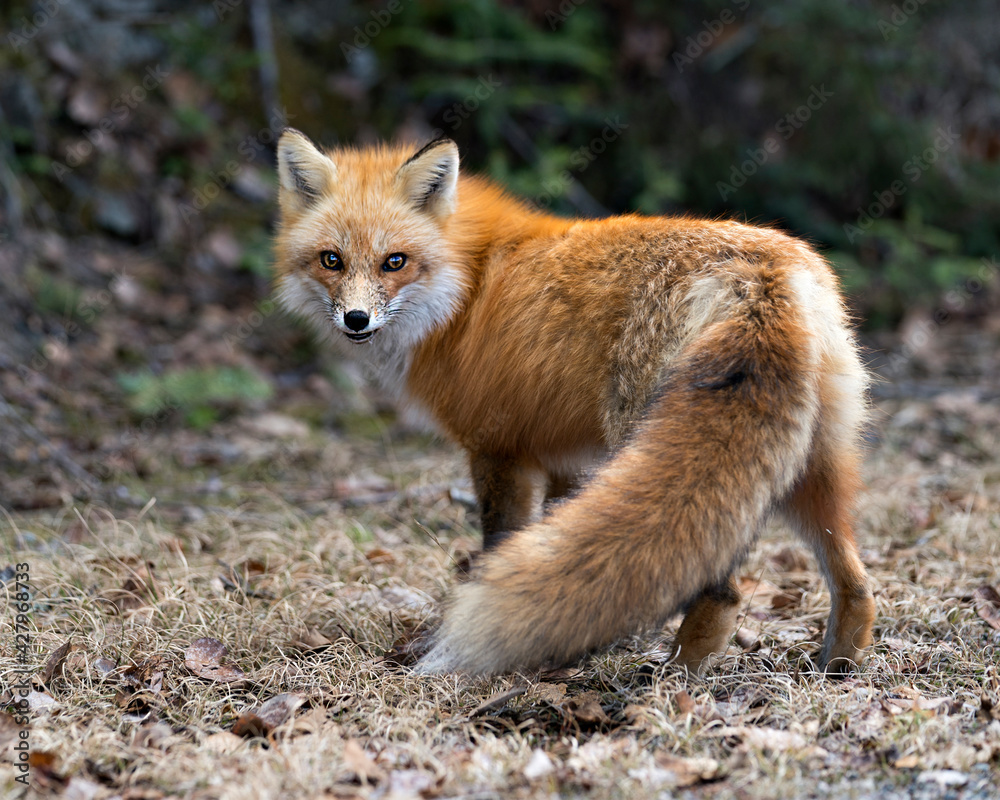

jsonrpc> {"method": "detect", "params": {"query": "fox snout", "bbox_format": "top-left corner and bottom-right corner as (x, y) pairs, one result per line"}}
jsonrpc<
(344, 309), (369, 331)
(341, 308), (375, 342)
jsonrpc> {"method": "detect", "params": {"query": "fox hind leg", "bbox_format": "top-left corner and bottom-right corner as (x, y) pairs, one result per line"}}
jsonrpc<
(783, 448), (875, 674)
(675, 451), (874, 677)
(672, 574), (742, 675)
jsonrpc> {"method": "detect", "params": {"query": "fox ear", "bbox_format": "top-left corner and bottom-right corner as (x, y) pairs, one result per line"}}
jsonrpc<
(276, 128), (336, 209)
(397, 138), (459, 218)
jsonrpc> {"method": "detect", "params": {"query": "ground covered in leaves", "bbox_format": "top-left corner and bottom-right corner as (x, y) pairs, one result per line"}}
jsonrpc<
(1, 231), (999, 799)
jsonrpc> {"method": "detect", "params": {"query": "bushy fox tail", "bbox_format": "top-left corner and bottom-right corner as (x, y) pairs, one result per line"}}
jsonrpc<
(417, 266), (823, 676)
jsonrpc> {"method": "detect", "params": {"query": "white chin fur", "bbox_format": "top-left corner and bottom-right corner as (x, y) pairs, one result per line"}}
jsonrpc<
(275, 266), (467, 402)
(384, 264), (467, 348)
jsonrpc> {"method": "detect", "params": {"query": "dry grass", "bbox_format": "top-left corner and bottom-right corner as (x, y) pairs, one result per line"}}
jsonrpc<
(2, 389), (999, 799)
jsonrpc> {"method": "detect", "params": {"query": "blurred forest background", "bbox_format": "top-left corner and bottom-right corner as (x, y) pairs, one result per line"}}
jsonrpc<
(1, 0), (999, 510)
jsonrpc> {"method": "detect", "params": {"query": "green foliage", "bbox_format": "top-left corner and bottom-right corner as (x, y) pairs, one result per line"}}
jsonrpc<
(118, 366), (273, 428)
(328, 0), (995, 321)
(27, 268), (84, 319)
(10, 0), (999, 327)
(345, 521), (375, 545)
(238, 230), (274, 278)
(172, 105), (217, 139)
(160, 12), (260, 108)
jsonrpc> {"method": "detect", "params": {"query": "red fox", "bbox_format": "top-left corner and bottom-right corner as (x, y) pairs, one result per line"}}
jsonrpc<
(272, 129), (876, 677)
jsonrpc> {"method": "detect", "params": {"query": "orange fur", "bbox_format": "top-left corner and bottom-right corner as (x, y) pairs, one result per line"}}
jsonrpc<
(272, 130), (875, 676)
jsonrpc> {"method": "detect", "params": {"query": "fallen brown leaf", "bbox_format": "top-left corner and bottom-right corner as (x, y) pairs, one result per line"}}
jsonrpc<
(115, 689), (158, 720)
(768, 545), (810, 572)
(738, 577), (784, 607)
(902, 696), (950, 715)
(881, 688), (951, 717)
(28, 750), (66, 790)
(184, 638), (247, 683)
(973, 585), (1000, 630)
(236, 558), (269, 577)
(27, 691), (57, 713)
(101, 561), (157, 612)
(566, 691), (610, 726)
(121, 658), (166, 690)
(770, 588), (804, 610)
(979, 691), (1000, 721)
(290, 705), (337, 737)
(132, 721), (173, 750)
(943, 489), (989, 512)
(232, 693), (304, 738)
(0, 712), (23, 749)
(343, 739), (385, 785)
(622, 704), (653, 726)
(534, 683), (568, 706)
(675, 690), (696, 716)
(674, 690), (723, 722)
(39, 640), (73, 688)
(382, 622), (433, 668)
(291, 628), (333, 651)
(29, 750), (59, 770)
(655, 754), (721, 787)
(364, 546), (395, 565)
(93, 657), (117, 679)
(147, 670), (164, 694)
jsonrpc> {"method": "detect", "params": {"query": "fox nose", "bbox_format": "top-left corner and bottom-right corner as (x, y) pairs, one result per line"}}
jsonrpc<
(344, 309), (370, 331)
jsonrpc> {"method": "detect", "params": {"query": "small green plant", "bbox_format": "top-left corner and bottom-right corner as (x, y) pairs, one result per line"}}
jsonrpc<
(118, 365), (273, 428)
(27, 267), (84, 319)
(346, 521), (374, 545)
(239, 229), (274, 278)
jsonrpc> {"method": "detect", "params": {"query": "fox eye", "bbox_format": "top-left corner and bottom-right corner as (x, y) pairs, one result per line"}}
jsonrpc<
(320, 251), (342, 270)
(383, 253), (407, 272)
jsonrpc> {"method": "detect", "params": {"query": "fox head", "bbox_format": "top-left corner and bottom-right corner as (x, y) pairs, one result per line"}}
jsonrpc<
(273, 129), (468, 349)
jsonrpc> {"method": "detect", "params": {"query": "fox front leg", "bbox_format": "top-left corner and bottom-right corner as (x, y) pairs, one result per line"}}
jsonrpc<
(468, 452), (538, 550)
